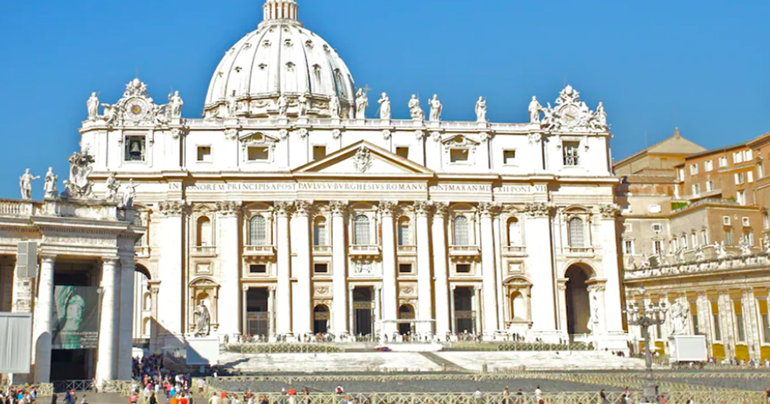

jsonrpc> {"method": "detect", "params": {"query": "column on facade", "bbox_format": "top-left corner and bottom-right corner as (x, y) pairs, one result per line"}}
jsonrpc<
(478, 203), (498, 336)
(597, 206), (624, 335)
(379, 201), (398, 336)
(431, 203), (450, 337)
(275, 202), (292, 336)
(348, 285), (355, 335)
(557, 279), (568, 335)
(148, 282), (161, 352)
(473, 286), (482, 335)
(415, 201), (434, 336)
(268, 286), (276, 338)
(95, 259), (119, 385)
(373, 285), (382, 337)
(449, 285), (457, 334)
(292, 201), (312, 336)
(742, 288), (760, 358)
(524, 204), (559, 338)
(217, 202), (241, 338)
(696, 292), (711, 344)
(493, 214), (506, 334)
(117, 256), (136, 380)
(330, 201), (349, 336)
(32, 256), (55, 383)
(157, 203), (184, 335)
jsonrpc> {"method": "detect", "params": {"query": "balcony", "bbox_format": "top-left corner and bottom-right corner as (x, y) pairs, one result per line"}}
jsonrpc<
(502, 245), (527, 257)
(449, 245), (480, 259)
(243, 245), (276, 258)
(397, 245), (417, 256)
(349, 244), (381, 259)
(191, 245), (217, 257)
(313, 245), (333, 256)
(564, 246), (595, 258)
(0, 199), (35, 217)
(134, 246), (151, 258)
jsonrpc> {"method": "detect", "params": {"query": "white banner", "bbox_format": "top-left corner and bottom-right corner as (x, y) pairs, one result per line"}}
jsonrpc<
(0, 313), (32, 373)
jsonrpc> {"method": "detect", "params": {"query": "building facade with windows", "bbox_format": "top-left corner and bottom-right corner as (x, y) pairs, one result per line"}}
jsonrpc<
(83, 0), (627, 350)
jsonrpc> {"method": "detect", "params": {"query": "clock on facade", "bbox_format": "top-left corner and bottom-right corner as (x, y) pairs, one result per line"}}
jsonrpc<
(125, 99), (147, 119)
(560, 105), (580, 127)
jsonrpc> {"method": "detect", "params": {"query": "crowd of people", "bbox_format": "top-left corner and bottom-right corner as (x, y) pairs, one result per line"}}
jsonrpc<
(128, 354), (199, 404)
(0, 386), (38, 404)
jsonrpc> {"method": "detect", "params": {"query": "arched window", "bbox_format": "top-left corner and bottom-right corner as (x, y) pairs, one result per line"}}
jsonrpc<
(142, 317), (151, 337)
(454, 216), (469, 246)
(249, 215), (267, 246)
(314, 217), (327, 246)
(398, 217), (411, 246)
(197, 217), (212, 247)
(507, 217), (522, 246)
(568, 217), (584, 247)
(143, 293), (151, 311)
(354, 215), (370, 245)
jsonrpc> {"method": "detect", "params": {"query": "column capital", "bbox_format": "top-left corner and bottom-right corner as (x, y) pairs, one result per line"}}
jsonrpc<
(597, 203), (620, 219)
(378, 200), (398, 217)
(40, 254), (57, 263)
(330, 200), (349, 216)
(293, 200), (314, 216)
(557, 278), (568, 291)
(158, 200), (186, 217)
(432, 201), (449, 217)
(268, 285), (276, 293)
(477, 202), (501, 217)
(216, 201), (242, 217)
(273, 201), (294, 216)
(523, 202), (551, 218)
(413, 200), (431, 216)
(101, 257), (119, 266)
(242, 285), (250, 292)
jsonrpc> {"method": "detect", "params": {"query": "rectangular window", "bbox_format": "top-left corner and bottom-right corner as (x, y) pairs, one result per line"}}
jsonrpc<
(719, 156), (728, 167)
(456, 264), (471, 273)
(723, 216), (731, 226)
(313, 263), (328, 274)
(725, 228), (734, 245)
(691, 184), (701, 195)
(691, 233), (697, 247)
(652, 240), (662, 255)
(398, 223), (411, 246)
(398, 263), (413, 274)
(737, 190), (746, 205)
(690, 164), (699, 175)
(249, 264), (267, 274)
(314, 224), (327, 246)
(745, 150), (753, 161)
(706, 180), (714, 192)
(677, 168), (685, 182)
(734, 151), (743, 164)
(735, 172), (744, 185)
(396, 147), (409, 159)
(125, 136), (146, 162)
(503, 150), (516, 165)
(748, 171), (754, 183)
(705, 160), (713, 172)
(742, 217), (750, 227)
(450, 149), (469, 163)
(197, 146), (212, 162)
(563, 142), (580, 166)
(248, 147), (269, 161)
(748, 232), (755, 246)
(759, 163), (765, 179)
(313, 145), (327, 161)
(623, 240), (634, 255)
(701, 230), (708, 245)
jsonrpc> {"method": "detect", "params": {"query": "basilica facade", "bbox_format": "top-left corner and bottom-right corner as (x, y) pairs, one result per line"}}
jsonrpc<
(81, 0), (627, 350)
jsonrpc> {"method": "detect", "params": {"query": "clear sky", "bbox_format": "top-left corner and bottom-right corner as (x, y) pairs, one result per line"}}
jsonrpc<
(1, 0), (769, 199)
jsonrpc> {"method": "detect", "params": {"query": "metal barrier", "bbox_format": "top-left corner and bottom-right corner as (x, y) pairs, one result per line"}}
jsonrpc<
(227, 343), (345, 354)
(52, 380), (95, 393)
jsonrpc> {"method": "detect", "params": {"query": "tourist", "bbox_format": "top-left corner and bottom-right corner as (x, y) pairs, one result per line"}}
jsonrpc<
(130, 391), (139, 404)
(209, 393), (221, 404)
(765, 388), (770, 403)
(150, 393), (158, 404)
(501, 387), (510, 404)
(473, 389), (483, 404)
(198, 379), (206, 396)
(599, 389), (608, 403)
(534, 386), (542, 401)
(223, 393), (232, 404)
(79, 394), (88, 404)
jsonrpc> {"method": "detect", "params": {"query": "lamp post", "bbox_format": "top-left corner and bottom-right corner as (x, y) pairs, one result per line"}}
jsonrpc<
(623, 284), (668, 404)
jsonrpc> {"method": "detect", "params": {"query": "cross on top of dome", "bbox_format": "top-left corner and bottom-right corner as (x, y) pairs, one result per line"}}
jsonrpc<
(261, 0), (302, 27)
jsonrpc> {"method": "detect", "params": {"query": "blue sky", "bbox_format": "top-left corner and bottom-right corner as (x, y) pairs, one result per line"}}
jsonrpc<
(1, 0), (769, 199)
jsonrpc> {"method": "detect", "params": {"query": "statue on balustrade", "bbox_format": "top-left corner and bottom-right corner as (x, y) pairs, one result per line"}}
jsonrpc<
(428, 94), (442, 121)
(377, 93), (391, 120)
(43, 167), (58, 199)
(19, 169), (39, 200)
(87, 92), (100, 120)
(475, 96), (487, 122)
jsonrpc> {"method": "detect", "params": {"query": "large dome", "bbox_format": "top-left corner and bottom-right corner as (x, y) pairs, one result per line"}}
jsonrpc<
(203, 0), (357, 119)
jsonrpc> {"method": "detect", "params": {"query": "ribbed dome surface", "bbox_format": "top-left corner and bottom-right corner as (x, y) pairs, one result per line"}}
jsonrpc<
(203, 0), (357, 118)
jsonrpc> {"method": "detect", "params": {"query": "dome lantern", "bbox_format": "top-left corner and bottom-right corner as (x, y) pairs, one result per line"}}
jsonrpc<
(261, 0), (301, 27)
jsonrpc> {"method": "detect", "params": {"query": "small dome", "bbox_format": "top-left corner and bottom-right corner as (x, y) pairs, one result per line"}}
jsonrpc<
(204, 0), (357, 118)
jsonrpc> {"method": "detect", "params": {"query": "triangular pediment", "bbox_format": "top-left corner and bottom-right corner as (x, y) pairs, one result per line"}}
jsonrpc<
(293, 141), (434, 175)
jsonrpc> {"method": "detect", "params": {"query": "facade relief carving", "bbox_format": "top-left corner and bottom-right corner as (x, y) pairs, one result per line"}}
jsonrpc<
(523, 202), (550, 218)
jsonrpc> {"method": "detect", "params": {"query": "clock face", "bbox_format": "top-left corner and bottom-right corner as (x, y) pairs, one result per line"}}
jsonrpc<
(560, 105), (580, 127)
(125, 99), (147, 119)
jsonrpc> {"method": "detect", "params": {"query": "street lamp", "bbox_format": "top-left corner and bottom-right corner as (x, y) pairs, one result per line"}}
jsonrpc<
(623, 284), (668, 403)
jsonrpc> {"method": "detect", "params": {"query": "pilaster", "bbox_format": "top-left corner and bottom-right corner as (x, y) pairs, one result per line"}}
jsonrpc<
(478, 202), (499, 337)
(524, 203), (559, 340)
(293, 200), (313, 335)
(157, 201), (185, 335)
(414, 201), (433, 336)
(431, 202), (450, 337)
(275, 201), (293, 336)
(217, 201), (242, 339)
(330, 200), (349, 336)
(379, 201), (398, 336)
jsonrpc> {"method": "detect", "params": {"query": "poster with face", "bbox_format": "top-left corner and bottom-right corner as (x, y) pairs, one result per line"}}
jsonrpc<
(52, 286), (100, 349)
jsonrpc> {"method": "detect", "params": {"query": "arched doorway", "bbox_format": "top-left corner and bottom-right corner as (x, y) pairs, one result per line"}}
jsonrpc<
(398, 304), (415, 336)
(313, 305), (329, 334)
(565, 265), (592, 335)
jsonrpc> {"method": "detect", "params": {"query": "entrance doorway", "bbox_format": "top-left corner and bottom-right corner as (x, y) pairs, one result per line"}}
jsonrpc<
(454, 287), (475, 334)
(313, 305), (329, 334)
(353, 287), (373, 337)
(565, 265), (591, 335)
(246, 288), (269, 337)
(398, 304), (414, 335)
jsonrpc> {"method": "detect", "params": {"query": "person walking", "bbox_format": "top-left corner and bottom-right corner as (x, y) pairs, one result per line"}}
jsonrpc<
(600, 389), (608, 403)
(150, 393), (158, 404)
